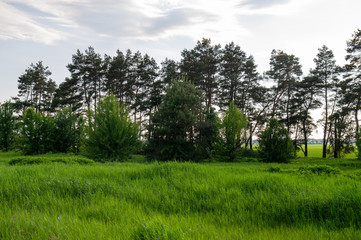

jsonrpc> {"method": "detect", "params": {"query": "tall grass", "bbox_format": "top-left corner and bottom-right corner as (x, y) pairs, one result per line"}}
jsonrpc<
(0, 151), (361, 239)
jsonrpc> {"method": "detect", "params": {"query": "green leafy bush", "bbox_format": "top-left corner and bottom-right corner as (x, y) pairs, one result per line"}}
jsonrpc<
(212, 101), (248, 162)
(297, 165), (341, 175)
(258, 118), (294, 163)
(0, 102), (15, 152)
(85, 94), (140, 161)
(18, 107), (83, 155)
(19, 107), (54, 155)
(52, 107), (84, 153)
(9, 156), (94, 165)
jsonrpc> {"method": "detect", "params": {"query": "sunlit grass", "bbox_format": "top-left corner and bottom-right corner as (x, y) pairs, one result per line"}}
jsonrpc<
(0, 151), (361, 239)
(296, 144), (358, 159)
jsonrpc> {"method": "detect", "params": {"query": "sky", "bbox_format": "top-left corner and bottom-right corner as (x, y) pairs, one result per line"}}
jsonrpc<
(0, 0), (360, 110)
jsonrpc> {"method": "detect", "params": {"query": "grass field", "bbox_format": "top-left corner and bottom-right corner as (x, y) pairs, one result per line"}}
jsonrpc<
(1, 149), (361, 239)
(296, 144), (358, 158)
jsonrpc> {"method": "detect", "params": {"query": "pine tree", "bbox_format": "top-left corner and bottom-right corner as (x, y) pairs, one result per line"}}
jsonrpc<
(293, 75), (322, 156)
(160, 58), (179, 87)
(15, 61), (55, 113)
(104, 50), (128, 103)
(180, 38), (221, 108)
(51, 77), (83, 112)
(146, 79), (202, 161)
(342, 29), (361, 132)
(218, 42), (247, 109)
(266, 50), (303, 133)
(67, 47), (105, 112)
(311, 45), (339, 158)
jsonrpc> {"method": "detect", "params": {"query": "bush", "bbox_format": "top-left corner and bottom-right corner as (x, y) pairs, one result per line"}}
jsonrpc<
(0, 102), (15, 151)
(297, 165), (341, 175)
(18, 107), (83, 155)
(9, 156), (94, 165)
(85, 94), (140, 161)
(52, 107), (84, 153)
(258, 118), (294, 163)
(212, 101), (248, 162)
(19, 107), (54, 155)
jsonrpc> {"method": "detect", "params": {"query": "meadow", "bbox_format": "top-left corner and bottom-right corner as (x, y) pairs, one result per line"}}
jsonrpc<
(296, 144), (358, 158)
(1, 147), (361, 239)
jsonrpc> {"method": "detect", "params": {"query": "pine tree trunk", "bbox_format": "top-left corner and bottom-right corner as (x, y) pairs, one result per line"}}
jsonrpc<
(303, 120), (308, 157)
(322, 80), (328, 158)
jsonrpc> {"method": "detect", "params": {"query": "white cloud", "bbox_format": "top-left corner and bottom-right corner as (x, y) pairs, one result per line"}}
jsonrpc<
(0, 2), (66, 44)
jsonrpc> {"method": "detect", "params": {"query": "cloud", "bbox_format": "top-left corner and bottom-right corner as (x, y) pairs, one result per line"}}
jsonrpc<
(0, 0), (253, 44)
(241, 0), (290, 9)
(0, 1), (66, 44)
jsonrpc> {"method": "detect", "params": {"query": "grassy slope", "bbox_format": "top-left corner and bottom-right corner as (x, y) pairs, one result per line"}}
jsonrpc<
(1, 150), (361, 239)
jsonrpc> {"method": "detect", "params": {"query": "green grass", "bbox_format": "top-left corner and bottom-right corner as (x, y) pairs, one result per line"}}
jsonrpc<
(1, 151), (361, 239)
(297, 144), (358, 158)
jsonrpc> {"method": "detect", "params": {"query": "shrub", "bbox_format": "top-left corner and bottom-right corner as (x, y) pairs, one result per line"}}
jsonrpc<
(19, 107), (54, 155)
(85, 94), (140, 161)
(9, 156), (94, 165)
(212, 101), (248, 162)
(258, 118), (294, 163)
(52, 107), (84, 153)
(0, 102), (15, 151)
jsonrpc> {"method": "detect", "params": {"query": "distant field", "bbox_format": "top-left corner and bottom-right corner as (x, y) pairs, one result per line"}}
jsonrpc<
(296, 144), (358, 159)
(1, 151), (361, 239)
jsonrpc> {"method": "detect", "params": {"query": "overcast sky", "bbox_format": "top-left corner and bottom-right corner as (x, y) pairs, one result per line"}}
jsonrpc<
(0, 0), (360, 105)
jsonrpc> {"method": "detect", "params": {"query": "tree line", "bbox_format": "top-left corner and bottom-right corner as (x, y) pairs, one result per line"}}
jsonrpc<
(1, 28), (361, 160)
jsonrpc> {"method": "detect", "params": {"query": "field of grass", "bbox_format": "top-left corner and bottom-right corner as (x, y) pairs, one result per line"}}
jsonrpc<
(296, 144), (358, 158)
(1, 150), (361, 239)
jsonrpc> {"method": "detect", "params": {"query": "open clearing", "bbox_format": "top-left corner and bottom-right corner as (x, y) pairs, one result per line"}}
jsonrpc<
(1, 150), (361, 239)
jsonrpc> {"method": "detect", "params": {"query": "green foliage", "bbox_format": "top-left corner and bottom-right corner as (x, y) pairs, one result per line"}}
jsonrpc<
(9, 156), (94, 165)
(146, 79), (202, 161)
(19, 107), (54, 155)
(194, 107), (220, 160)
(297, 165), (341, 175)
(258, 118), (294, 163)
(214, 101), (248, 161)
(53, 107), (84, 153)
(18, 107), (83, 155)
(0, 102), (15, 151)
(85, 94), (140, 161)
